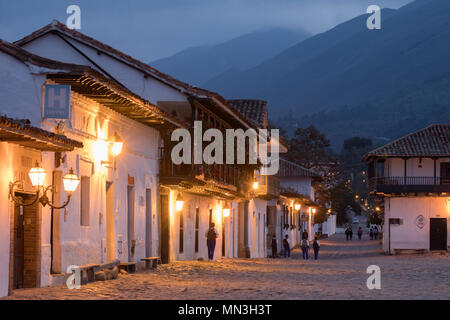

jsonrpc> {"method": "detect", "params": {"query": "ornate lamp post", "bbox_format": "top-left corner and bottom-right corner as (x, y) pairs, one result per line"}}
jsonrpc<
(9, 162), (80, 209)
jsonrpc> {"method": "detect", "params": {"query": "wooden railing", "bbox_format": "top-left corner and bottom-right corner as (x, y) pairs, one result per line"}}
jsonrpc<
(159, 148), (240, 188)
(369, 176), (450, 194)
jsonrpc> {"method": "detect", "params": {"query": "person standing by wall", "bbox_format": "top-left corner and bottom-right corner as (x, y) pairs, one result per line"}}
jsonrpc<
(205, 223), (219, 261)
(271, 235), (278, 258)
(283, 235), (290, 258)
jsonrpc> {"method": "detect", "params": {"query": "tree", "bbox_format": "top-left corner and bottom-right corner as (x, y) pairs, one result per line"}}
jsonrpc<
(313, 209), (329, 225)
(329, 181), (361, 226)
(285, 125), (333, 169)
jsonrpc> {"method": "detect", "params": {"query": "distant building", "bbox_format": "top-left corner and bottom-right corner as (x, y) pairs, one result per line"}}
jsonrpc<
(364, 124), (450, 254)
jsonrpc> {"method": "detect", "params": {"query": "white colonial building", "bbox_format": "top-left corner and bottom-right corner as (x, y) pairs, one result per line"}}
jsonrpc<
(364, 124), (450, 254)
(0, 39), (183, 296)
(271, 158), (335, 254)
(13, 20), (276, 264)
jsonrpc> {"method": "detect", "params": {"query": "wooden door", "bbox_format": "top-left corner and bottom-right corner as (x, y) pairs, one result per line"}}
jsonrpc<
(160, 194), (170, 264)
(13, 203), (24, 289)
(430, 218), (447, 250)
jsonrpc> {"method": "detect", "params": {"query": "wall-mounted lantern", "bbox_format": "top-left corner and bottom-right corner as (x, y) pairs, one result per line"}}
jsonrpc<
(311, 208), (317, 214)
(9, 162), (80, 209)
(294, 203), (301, 211)
(252, 180), (259, 190)
(175, 192), (184, 211)
(101, 133), (123, 169)
(222, 203), (231, 217)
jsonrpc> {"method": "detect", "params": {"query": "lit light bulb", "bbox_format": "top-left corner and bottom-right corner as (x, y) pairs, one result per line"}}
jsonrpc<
(63, 168), (80, 193)
(28, 162), (46, 187)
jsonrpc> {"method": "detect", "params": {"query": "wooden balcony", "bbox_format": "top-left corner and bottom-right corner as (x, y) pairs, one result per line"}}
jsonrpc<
(369, 176), (450, 195)
(254, 174), (280, 200)
(159, 151), (245, 198)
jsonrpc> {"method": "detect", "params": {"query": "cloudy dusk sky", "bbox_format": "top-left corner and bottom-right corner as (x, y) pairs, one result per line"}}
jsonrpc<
(0, 0), (412, 61)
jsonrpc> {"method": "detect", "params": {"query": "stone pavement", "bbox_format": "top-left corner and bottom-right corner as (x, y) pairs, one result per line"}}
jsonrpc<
(2, 234), (449, 300)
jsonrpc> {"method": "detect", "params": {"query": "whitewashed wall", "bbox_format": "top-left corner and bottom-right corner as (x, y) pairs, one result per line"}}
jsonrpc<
(247, 198), (267, 258)
(384, 196), (450, 253)
(20, 33), (189, 106)
(385, 158), (450, 177)
(39, 91), (161, 277)
(164, 190), (241, 262)
(279, 177), (313, 199)
(0, 51), (46, 125)
(0, 142), (13, 297)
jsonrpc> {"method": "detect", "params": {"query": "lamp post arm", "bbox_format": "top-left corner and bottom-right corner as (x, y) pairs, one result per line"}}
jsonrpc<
(9, 181), (40, 207)
(41, 185), (73, 209)
(46, 193), (72, 210)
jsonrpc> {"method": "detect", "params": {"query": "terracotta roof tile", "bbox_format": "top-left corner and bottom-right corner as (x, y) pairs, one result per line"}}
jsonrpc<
(277, 158), (321, 178)
(227, 100), (268, 128)
(363, 124), (450, 160)
(0, 115), (83, 151)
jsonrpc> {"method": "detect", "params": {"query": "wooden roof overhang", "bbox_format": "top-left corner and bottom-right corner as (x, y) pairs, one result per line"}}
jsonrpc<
(280, 188), (318, 207)
(47, 72), (188, 131)
(0, 116), (83, 152)
(160, 175), (239, 200)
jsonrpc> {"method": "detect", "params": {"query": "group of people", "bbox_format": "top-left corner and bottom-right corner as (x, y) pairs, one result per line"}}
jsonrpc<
(369, 225), (379, 240)
(345, 225), (380, 241)
(273, 231), (321, 261)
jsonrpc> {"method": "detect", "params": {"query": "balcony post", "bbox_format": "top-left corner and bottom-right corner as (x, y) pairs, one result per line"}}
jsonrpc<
(433, 158), (437, 184)
(403, 158), (407, 185)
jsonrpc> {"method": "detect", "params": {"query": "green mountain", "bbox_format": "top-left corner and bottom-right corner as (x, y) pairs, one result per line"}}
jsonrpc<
(204, 0), (450, 148)
(151, 28), (310, 86)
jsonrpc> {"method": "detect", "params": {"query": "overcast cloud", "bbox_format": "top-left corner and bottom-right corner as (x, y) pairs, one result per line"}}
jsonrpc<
(0, 0), (413, 61)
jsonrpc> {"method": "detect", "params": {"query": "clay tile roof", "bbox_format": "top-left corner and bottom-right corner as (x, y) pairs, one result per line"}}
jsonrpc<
(0, 115), (83, 151)
(277, 158), (321, 178)
(363, 124), (450, 160)
(227, 100), (268, 128)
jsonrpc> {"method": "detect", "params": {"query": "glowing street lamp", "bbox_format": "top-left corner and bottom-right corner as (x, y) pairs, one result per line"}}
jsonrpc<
(223, 203), (231, 217)
(252, 180), (259, 190)
(63, 168), (81, 193)
(28, 162), (47, 187)
(111, 133), (123, 157)
(176, 193), (184, 211)
(10, 164), (80, 208)
(294, 203), (301, 211)
(311, 208), (317, 214)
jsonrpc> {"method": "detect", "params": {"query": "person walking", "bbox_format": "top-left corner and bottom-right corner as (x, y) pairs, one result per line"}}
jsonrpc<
(271, 235), (278, 258)
(205, 223), (219, 261)
(357, 227), (363, 240)
(282, 235), (290, 258)
(369, 227), (374, 240)
(302, 230), (309, 240)
(312, 236), (320, 260)
(345, 227), (350, 241)
(373, 226), (379, 240)
(349, 227), (353, 241)
(301, 238), (309, 260)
